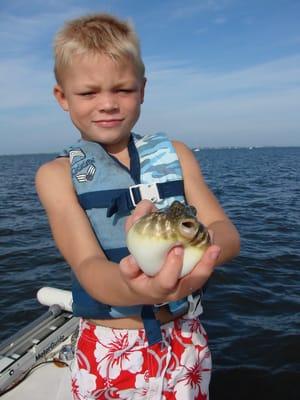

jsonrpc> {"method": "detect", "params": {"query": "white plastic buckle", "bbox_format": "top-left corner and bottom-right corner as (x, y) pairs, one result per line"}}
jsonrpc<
(129, 183), (161, 207)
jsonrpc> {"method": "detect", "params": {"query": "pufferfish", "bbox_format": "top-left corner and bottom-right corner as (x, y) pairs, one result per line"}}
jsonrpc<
(126, 201), (211, 277)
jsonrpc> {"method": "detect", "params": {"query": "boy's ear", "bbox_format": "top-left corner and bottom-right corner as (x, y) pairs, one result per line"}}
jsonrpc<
(140, 77), (147, 104)
(53, 84), (69, 111)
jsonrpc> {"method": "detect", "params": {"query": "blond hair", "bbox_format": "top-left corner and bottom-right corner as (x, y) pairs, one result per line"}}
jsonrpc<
(53, 13), (145, 84)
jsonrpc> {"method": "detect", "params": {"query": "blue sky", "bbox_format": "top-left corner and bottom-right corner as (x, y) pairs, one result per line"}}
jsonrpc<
(0, 0), (299, 154)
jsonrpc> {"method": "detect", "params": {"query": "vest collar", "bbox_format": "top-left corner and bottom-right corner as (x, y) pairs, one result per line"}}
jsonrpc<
(97, 134), (140, 185)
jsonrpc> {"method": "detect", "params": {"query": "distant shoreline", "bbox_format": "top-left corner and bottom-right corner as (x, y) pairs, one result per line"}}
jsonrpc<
(1, 145), (299, 157)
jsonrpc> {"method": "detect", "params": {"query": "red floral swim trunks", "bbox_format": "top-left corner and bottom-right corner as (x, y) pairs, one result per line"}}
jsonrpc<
(71, 316), (211, 399)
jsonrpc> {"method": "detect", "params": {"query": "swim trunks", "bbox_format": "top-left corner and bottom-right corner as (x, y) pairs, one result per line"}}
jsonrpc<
(71, 317), (211, 399)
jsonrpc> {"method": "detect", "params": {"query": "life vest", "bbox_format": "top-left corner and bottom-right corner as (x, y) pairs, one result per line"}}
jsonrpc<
(60, 132), (202, 345)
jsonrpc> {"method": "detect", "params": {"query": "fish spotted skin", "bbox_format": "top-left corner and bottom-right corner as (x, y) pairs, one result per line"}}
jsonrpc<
(126, 201), (210, 277)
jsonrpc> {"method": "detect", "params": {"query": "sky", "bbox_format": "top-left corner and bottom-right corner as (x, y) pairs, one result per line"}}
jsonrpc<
(0, 0), (299, 154)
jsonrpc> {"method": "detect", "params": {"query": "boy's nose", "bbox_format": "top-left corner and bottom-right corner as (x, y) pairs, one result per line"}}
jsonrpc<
(98, 93), (119, 112)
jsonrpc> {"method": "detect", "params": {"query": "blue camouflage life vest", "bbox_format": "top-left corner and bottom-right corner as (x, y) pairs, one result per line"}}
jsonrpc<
(60, 132), (201, 345)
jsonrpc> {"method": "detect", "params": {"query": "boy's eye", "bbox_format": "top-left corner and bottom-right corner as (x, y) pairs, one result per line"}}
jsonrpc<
(117, 88), (134, 93)
(78, 92), (96, 97)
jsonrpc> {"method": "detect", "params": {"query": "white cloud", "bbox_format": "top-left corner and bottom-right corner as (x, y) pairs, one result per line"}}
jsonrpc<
(136, 54), (300, 147)
(170, 0), (231, 20)
(1, 53), (300, 153)
(142, 54), (300, 108)
(0, 5), (104, 110)
(0, 3), (299, 153)
(214, 16), (227, 24)
(0, 4), (109, 57)
(0, 57), (54, 109)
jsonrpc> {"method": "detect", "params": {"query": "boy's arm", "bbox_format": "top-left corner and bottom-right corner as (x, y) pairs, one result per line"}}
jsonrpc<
(173, 140), (240, 264)
(36, 157), (143, 306)
(119, 141), (240, 303)
(36, 158), (203, 306)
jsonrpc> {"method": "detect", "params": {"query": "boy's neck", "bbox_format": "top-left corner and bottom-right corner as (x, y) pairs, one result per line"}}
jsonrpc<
(109, 146), (130, 168)
(102, 137), (131, 169)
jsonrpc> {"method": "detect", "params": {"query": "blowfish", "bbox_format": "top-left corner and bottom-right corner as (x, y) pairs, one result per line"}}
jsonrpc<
(126, 201), (211, 277)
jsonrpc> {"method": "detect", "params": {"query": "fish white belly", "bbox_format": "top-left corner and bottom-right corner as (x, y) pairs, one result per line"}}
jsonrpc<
(126, 230), (204, 277)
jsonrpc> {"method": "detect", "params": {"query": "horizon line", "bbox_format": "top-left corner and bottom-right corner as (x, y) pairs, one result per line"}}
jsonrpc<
(1, 144), (300, 157)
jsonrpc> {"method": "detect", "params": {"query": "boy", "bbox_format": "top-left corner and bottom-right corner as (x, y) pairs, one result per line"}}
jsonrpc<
(36, 13), (240, 400)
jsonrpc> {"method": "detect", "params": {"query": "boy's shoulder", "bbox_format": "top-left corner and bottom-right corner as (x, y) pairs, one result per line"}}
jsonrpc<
(36, 156), (70, 182)
(35, 156), (74, 205)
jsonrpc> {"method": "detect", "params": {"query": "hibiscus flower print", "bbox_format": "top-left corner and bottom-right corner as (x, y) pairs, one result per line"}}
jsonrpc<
(71, 368), (97, 399)
(169, 346), (211, 399)
(179, 318), (208, 348)
(117, 373), (149, 399)
(94, 329), (144, 380)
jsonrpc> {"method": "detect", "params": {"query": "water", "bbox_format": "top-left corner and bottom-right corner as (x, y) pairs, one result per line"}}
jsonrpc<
(0, 147), (299, 399)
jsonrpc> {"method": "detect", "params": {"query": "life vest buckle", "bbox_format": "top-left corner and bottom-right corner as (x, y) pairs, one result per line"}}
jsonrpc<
(129, 183), (162, 206)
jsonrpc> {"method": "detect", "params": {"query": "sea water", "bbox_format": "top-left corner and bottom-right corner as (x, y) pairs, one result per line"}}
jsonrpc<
(0, 147), (299, 399)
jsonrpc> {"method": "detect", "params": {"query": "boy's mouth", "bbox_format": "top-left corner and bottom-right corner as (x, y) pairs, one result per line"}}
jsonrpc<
(93, 118), (124, 128)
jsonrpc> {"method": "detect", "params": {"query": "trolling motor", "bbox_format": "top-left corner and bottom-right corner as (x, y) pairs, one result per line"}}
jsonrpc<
(0, 287), (78, 395)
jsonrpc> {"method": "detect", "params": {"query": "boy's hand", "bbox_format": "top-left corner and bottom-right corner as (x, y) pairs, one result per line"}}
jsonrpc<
(120, 200), (220, 304)
(124, 199), (157, 232)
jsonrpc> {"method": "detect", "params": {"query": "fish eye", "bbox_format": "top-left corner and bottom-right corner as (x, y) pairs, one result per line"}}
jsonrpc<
(181, 221), (195, 229)
(179, 219), (198, 239)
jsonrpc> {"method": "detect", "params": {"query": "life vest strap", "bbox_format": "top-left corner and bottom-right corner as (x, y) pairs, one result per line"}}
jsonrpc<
(141, 305), (162, 345)
(77, 180), (184, 217)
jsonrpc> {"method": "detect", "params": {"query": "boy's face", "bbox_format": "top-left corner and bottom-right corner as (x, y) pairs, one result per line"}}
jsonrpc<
(54, 54), (146, 151)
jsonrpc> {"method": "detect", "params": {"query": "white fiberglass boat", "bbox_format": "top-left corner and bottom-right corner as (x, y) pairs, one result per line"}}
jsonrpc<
(0, 287), (78, 399)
